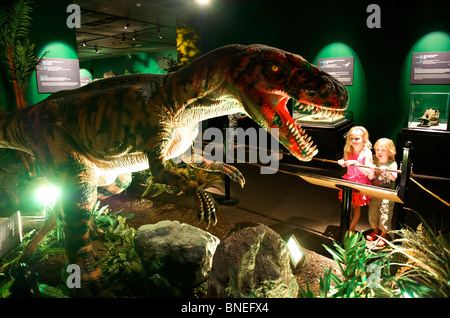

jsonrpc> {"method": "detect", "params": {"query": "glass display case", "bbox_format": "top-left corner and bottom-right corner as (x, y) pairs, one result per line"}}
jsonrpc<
(408, 92), (449, 131)
(293, 108), (352, 126)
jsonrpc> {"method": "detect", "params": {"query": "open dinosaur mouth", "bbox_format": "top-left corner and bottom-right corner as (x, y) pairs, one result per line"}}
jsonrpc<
(264, 92), (345, 161)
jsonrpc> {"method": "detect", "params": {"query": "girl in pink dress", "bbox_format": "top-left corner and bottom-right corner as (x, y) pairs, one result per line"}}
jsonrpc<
(338, 126), (373, 233)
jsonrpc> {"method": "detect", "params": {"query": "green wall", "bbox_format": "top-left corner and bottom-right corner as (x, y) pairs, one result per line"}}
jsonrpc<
(313, 43), (368, 125)
(0, 0), (176, 110)
(26, 0), (78, 106)
(180, 0), (450, 144)
(398, 31), (450, 133)
(0, 0), (77, 110)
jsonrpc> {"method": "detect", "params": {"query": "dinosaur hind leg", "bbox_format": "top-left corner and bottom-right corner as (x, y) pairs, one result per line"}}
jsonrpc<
(58, 155), (107, 297)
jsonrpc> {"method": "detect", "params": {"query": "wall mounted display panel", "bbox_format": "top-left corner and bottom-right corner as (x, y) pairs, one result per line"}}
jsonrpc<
(410, 51), (450, 85)
(318, 57), (354, 86)
(408, 92), (449, 131)
(36, 58), (81, 93)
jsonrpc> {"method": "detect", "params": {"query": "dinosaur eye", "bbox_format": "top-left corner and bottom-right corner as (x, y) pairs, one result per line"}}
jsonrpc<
(267, 63), (284, 79)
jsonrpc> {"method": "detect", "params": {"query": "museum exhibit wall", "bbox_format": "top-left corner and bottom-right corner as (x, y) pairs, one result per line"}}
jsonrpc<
(181, 0), (450, 143)
(0, 0), (77, 112)
(0, 0), (176, 113)
(0, 0), (449, 144)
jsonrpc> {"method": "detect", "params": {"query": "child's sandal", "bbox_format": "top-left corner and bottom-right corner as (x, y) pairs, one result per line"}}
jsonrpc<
(365, 232), (377, 241)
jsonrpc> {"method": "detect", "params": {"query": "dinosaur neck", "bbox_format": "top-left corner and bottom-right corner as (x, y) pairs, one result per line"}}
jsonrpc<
(162, 49), (245, 124)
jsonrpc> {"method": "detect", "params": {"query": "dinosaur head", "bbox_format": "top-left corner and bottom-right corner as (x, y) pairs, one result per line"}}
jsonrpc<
(226, 44), (349, 161)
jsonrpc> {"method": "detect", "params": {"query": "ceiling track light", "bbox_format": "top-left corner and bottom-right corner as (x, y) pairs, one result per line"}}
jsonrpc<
(82, 40), (87, 47)
(157, 26), (162, 39)
(119, 33), (125, 44)
(95, 45), (99, 53)
(132, 31), (137, 41)
(124, 21), (130, 29)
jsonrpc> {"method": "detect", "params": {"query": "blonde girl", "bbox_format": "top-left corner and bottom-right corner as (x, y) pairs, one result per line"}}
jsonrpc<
(366, 138), (398, 247)
(338, 126), (373, 232)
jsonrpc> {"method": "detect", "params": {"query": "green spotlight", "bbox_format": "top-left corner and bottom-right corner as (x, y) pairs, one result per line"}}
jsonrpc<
(36, 185), (60, 206)
(287, 235), (305, 268)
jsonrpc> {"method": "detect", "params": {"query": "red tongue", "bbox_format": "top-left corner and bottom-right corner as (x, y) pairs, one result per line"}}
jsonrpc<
(276, 96), (292, 126)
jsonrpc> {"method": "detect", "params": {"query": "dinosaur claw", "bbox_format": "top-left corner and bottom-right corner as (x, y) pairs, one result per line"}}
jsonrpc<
(195, 188), (217, 227)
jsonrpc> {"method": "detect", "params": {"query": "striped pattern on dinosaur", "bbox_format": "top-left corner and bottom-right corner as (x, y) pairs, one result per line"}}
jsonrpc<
(0, 44), (348, 296)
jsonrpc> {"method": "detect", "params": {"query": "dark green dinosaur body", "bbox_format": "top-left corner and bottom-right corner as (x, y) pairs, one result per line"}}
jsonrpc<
(0, 44), (348, 296)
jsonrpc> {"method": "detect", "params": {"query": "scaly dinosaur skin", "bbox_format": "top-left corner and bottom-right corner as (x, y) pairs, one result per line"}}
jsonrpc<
(0, 44), (348, 296)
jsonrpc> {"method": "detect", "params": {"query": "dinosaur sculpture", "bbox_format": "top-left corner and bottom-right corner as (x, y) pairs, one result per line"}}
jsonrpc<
(0, 44), (348, 296)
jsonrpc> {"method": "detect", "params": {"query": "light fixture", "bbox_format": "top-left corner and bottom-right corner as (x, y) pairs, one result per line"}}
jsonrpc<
(95, 45), (99, 53)
(36, 185), (60, 205)
(286, 235), (305, 269)
(157, 26), (162, 39)
(119, 33), (125, 44)
(132, 31), (137, 41)
(196, 0), (210, 5)
(124, 22), (130, 29)
(82, 40), (86, 47)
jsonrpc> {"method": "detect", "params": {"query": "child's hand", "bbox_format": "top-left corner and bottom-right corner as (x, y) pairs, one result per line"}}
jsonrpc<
(379, 166), (388, 172)
(338, 159), (346, 167)
(346, 160), (360, 167)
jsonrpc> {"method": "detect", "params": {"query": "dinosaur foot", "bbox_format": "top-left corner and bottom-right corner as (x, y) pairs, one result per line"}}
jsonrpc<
(70, 246), (113, 298)
(195, 188), (217, 227)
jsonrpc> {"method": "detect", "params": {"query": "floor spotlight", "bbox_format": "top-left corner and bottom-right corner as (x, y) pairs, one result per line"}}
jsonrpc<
(287, 235), (305, 269)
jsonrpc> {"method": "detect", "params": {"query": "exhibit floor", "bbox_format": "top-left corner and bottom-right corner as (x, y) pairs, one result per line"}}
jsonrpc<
(148, 161), (372, 256)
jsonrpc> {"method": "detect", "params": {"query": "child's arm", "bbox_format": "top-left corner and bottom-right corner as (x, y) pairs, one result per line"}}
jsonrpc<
(379, 162), (398, 181)
(338, 154), (349, 167)
(357, 149), (373, 176)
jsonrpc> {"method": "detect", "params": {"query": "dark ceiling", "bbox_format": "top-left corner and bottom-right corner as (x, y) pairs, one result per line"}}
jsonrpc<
(74, 0), (179, 61)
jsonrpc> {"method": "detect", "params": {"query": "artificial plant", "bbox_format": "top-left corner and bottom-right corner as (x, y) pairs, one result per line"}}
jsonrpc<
(0, 0), (44, 175)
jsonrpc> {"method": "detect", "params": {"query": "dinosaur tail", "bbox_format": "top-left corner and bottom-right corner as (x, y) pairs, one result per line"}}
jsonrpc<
(0, 108), (32, 154)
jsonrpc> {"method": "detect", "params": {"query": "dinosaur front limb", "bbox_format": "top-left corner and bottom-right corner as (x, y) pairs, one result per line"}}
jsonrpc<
(152, 167), (218, 226)
(180, 152), (245, 187)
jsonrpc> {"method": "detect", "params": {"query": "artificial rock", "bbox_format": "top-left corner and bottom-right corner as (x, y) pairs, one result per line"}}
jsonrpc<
(134, 220), (220, 289)
(207, 222), (298, 298)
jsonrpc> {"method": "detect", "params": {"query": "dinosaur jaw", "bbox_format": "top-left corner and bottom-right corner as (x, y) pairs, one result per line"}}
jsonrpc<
(259, 91), (345, 161)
